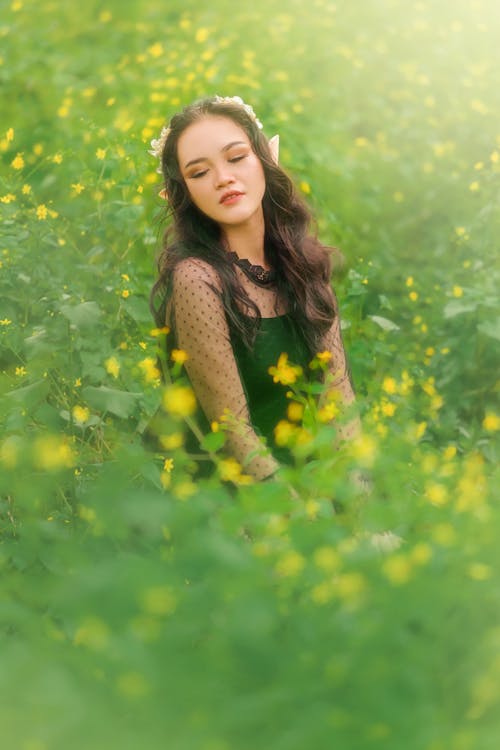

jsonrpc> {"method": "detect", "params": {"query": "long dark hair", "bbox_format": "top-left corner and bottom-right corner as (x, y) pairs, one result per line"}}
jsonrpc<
(150, 96), (337, 354)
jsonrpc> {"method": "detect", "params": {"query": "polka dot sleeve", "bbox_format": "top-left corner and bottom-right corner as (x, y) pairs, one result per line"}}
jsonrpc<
(320, 288), (361, 442)
(170, 257), (280, 480)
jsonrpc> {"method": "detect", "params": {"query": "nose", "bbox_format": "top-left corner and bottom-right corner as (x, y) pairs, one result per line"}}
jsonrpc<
(213, 164), (235, 188)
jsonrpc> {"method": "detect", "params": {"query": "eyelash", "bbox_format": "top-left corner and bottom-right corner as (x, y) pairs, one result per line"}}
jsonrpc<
(190, 154), (247, 179)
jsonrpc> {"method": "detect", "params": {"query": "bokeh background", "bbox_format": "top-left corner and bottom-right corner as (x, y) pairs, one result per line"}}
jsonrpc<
(1, 1), (499, 748)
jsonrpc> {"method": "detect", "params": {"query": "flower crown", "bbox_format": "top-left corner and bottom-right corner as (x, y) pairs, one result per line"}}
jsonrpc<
(148, 95), (264, 173)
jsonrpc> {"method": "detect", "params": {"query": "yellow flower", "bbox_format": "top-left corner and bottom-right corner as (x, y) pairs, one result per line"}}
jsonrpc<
(171, 349), (189, 365)
(336, 572), (366, 600)
(467, 563), (491, 581)
(318, 401), (340, 422)
(139, 357), (161, 383)
(22, 184), (31, 194)
(6, 128), (14, 142)
(275, 550), (305, 578)
(163, 457), (174, 473)
(382, 555), (412, 585)
(121, 289), (130, 299)
(33, 435), (75, 471)
(382, 376), (397, 395)
(71, 183), (85, 195)
(351, 433), (377, 467)
(11, 153), (24, 170)
(268, 353), (303, 386)
(150, 326), (170, 337)
(15, 366), (27, 376)
(74, 616), (110, 650)
(0, 318), (12, 326)
(218, 457), (252, 485)
(405, 276), (414, 287)
(300, 180), (311, 194)
(452, 285), (463, 298)
(313, 546), (341, 572)
(469, 181), (479, 192)
(52, 153), (63, 164)
(158, 432), (183, 450)
(195, 27), (209, 43)
(96, 148), (106, 160)
(140, 585), (177, 616)
(0, 194), (16, 203)
(425, 482), (448, 507)
(36, 204), (48, 220)
(287, 401), (304, 422)
(380, 400), (397, 417)
(483, 413), (500, 432)
(104, 356), (120, 379)
(162, 384), (196, 417)
(410, 543), (432, 565)
(409, 291), (418, 301)
(121, 273), (130, 281)
(72, 405), (90, 424)
(274, 419), (297, 447)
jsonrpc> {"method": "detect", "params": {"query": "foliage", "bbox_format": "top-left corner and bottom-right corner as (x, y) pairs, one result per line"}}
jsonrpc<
(1, 0), (499, 748)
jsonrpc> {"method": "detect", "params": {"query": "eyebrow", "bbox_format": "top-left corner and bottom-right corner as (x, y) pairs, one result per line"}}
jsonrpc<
(183, 140), (248, 169)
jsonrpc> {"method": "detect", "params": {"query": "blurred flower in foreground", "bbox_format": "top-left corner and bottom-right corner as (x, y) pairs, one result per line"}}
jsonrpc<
(33, 435), (75, 470)
(105, 356), (120, 379)
(162, 384), (196, 417)
(482, 413), (499, 431)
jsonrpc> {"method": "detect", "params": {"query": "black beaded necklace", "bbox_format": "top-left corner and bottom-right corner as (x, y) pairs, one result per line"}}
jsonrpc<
(227, 251), (277, 287)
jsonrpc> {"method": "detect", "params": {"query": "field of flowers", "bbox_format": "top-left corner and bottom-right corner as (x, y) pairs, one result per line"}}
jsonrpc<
(1, 0), (499, 748)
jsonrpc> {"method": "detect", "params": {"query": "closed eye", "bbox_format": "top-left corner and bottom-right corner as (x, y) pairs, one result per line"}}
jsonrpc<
(228, 154), (247, 163)
(190, 169), (208, 179)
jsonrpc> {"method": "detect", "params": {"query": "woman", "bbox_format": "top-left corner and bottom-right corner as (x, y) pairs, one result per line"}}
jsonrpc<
(149, 95), (360, 481)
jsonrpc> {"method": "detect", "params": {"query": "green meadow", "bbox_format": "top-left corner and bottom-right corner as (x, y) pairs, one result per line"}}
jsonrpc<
(1, 0), (499, 748)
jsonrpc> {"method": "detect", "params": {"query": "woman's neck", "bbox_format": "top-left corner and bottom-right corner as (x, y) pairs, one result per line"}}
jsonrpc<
(221, 215), (269, 269)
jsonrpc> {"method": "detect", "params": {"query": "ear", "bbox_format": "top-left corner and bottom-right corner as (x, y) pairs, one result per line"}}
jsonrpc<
(268, 134), (279, 164)
(158, 188), (168, 201)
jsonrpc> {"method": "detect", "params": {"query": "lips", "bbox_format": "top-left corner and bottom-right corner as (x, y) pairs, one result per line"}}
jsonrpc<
(220, 190), (244, 205)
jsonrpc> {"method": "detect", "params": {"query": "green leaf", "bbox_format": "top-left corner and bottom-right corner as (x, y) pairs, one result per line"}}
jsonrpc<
(200, 430), (226, 453)
(368, 315), (400, 331)
(2, 379), (50, 410)
(82, 385), (141, 418)
(478, 318), (500, 342)
(443, 300), (477, 318)
(60, 301), (102, 329)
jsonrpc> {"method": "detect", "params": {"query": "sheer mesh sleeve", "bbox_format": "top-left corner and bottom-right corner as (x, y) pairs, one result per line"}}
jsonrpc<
(169, 258), (279, 481)
(320, 288), (361, 443)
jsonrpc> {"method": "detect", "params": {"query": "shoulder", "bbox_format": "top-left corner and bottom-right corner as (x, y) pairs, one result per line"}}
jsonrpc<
(173, 256), (222, 291)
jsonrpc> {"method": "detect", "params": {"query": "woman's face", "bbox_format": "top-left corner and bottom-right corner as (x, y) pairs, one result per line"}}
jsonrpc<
(176, 115), (266, 231)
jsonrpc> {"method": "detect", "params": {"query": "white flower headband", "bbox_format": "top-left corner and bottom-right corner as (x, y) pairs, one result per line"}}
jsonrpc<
(148, 95), (264, 173)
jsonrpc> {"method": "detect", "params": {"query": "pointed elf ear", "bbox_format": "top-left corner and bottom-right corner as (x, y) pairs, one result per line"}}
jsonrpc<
(268, 134), (279, 164)
(158, 188), (168, 201)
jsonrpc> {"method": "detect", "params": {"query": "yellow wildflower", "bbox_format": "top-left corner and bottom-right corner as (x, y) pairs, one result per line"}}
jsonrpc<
(452, 285), (463, 297)
(104, 356), (120, 379)
(382, 554), (412, 585)
(162, 384), (196, 417)
(36, 204), (48, 220)
(268, 353), (303, 386)
(405, 276), (414, 287)
(71, 183), (85, 195)
(275, 550), (305, 578)
(274, 419), (297, 447)
(140, 586), (177, 616)
(72, 405), (90, 424)
(409, 291), (418, 301)
(11, 153), (24, 170)
(121, 289), (130, 299)
(6, 128), (14, 142)
(467, 563), (491, 581)
(425, 482), (448, 507)
(0, 318), (12, 325)
(482, 413), (499, 432)
(382, 376), (397, 395)
(96, 148), (106, 160)
(15, 366), (27, 376)
(171, 349), (189, 365)
(33, 435), (75, 471)
(22, 184), (31, 194)
(218, 457), (252, 485)
(163, 458), (174, 473)
(138, 357), (161, 383)
(300, 180), (311, 194)
(469, 181), (479, 192)
(52, 153), (63, 164)
(313, 546), (341, 572)
(287, 401), (304, 422)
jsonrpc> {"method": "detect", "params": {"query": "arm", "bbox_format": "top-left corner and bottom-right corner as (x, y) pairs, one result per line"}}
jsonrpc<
(170, 258), (279, 481)
(320, 288), (362, 444)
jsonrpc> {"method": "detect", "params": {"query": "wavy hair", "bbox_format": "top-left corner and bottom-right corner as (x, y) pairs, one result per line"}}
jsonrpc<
(150, 96), (338, 354)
